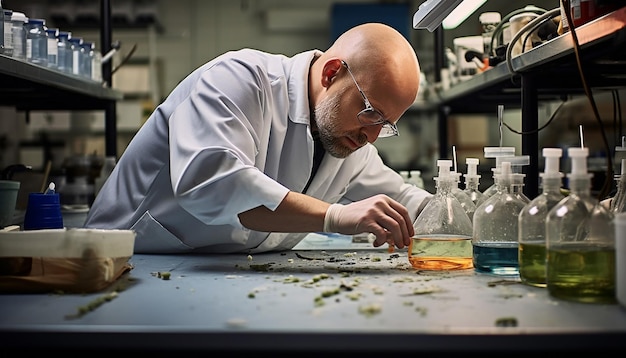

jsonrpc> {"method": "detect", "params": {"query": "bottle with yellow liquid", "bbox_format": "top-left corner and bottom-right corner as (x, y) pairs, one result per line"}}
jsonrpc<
(409, 160), (473, 270)
(518, 148), (564, 287)
(546, 147), (616, 304)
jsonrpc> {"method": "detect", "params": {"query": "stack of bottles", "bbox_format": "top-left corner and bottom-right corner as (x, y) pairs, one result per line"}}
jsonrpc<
(410, 159), (473, 271)
(0, 5), (101, 82)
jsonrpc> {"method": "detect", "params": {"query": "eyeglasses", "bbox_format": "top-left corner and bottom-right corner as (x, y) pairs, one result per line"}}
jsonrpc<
(341, 60), (399, 138)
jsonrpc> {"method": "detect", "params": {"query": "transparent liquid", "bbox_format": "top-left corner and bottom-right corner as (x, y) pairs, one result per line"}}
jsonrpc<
(409, 234), (473, 270)
(472, 242), (519, 276)
(547, 243), (616, 304)
(518, 241), (547, 287)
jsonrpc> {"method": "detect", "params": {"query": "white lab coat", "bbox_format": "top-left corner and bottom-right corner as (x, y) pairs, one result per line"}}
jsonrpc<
(84, 48), (432, 254)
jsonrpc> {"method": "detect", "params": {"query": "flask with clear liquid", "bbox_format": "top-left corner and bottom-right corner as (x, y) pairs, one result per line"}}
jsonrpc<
(518, 148), (564, 287)
(473, 161), (526, 276)
(546, 147), (616, 304)
(463, 157), (488, 209)
(409, 159), (474, 271)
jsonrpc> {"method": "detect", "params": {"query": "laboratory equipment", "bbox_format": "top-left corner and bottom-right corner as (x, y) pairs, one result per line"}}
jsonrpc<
(473, 161), (526, 276)
(462, 157), (487, 208)
(518, 148), (564, 287)
(451, 169), (476, 221)
(546, 147), (616, 304)
(482, 146), (516, 198)
(409, 159), (473, 270)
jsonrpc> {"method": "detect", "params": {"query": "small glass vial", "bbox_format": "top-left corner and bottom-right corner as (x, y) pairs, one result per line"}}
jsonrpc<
(69, 36), (83, 76)
(56, 31), (72, 74)
(518, 148), (564, 288)
(473, 161), (527, 276)
(409, 160), (474, 271)
(546, 147), (616, 304)
(45, 27), (58, 69)
(10, 11), (26, 60)
(2, 9), (12, 56)
(25, 18), (47, 66)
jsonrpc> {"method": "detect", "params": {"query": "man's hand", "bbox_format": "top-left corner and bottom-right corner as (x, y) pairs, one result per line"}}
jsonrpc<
(323, 194), (414, 249)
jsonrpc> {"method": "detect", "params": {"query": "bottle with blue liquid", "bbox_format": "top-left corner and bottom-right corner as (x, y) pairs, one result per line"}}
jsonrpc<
(472, 160), (526, 276)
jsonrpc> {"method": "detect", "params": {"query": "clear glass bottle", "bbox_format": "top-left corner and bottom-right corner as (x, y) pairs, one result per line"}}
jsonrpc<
(10, 11), (26, 60)
(463, 157), (488, 209)
(80, 41), (94, 79)
(518, 148), (564, 287)
(45, 27), (58, 69)
(473, 161), (526, 276)
(2, 8), (11, 56)
(25, 18), (47, 66)
(69, 36), (83, 76)
(451, 170), (477, 222)
(546, 147), (616, 304)
(56, 31), (72, 74)
(409, 170), (425, 189)
(91, 42), (102, 82)
(409, 159), (474, 271)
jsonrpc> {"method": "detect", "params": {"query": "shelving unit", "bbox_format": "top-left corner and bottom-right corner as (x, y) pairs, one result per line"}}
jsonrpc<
(421, 6), (626, 198)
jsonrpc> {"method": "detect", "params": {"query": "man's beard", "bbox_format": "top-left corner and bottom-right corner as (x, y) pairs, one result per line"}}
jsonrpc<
(314, 92), (367, 159)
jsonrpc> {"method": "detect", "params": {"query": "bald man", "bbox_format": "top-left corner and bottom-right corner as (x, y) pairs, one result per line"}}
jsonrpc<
(84, 23), (433, 254)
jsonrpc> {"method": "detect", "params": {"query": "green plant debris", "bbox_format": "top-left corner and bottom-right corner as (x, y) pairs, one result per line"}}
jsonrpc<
(358, 303), (382, 317)
(248, 292), (255, 298)
(371, 256), (382, 262)
(415, 306), (428, 316)
(282, 275), (301, 283)
(495, 317), (518, 327)
(151, 271), (172, 280)
(66, 291), (119, 319)
(346, 292), (363, 301)
(249, 263), (273, 272)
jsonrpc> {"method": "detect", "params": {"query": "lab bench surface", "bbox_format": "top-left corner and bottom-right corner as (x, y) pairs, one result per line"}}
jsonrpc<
(0, 234), (625, 354)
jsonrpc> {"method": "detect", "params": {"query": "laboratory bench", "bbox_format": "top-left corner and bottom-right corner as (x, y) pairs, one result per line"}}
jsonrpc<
(0, 233), (625, 355)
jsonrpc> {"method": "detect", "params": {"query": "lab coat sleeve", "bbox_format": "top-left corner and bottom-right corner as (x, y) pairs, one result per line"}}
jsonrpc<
(167, 59), (290, 227)
(340, 144), (433, 223)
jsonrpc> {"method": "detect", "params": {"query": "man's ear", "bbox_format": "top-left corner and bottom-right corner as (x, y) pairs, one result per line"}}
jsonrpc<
(320, 59), (343, 88)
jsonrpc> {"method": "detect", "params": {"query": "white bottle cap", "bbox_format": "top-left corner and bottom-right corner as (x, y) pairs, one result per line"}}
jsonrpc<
(479, 12), (501, 24)
(484, 147), (516, 159)
(436, 160), (452, 177)
(465, 158), (480, 178)
(568, 147), (590, 179)
(541, 148), (563, 179)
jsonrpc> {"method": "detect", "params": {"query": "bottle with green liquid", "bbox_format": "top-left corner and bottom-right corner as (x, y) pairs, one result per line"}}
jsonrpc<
(546, 147), (616, 304)
(518, 148), (564, 287)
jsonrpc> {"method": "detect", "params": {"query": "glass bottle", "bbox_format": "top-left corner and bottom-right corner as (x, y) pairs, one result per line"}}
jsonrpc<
(10, 11), (26, 60)
(81, 41), (94, 79)
(409, 159), (474, 271)
(2, 8), (11, 56)
(45, 27), (58, 69)
(69, 36), (83, 76)
(25, 18), (47, 66)
(56, 31), (72, 74)
(546, 147), (616, 304)
(463, 157), (488, 209)
(506, 155), (531, 203)
(518, 148), (564, 287)
(473, 161), (526, 276)
(451, 170), (477, 222)
(482, 146), (516, 198)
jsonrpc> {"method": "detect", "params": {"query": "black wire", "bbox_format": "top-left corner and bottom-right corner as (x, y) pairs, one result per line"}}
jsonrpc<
(502, 100), (566, 135)
(111, 43), (138, 75)
(561, 0), (614, 200)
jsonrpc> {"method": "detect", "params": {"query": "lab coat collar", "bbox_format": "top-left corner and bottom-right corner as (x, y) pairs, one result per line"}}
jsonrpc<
(287, 50), (322, 127)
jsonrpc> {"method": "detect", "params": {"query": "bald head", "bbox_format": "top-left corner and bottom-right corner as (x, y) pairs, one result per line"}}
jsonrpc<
(315, 23), (420, 120)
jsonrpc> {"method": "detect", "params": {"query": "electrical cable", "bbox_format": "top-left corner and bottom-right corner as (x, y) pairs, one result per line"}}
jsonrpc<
(111, 43), (138, 75)
(560, 0), (614, 200)
(489, 5), (547, 59)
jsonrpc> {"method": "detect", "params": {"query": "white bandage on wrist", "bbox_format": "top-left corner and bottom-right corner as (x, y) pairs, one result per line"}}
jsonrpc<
(323, 203), (344, 233)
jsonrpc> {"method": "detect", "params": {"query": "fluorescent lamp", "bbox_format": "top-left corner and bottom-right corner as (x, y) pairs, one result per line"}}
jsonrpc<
(413, 0), (463, 32)
(442, 0), (488, 29)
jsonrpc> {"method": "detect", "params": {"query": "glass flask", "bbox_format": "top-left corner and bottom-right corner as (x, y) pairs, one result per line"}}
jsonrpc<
(518, 148), (564, 287)
(463, 157), (488, 209)
(409, 159), (473, 271)
(451, 170), (476, 221)
(482, 146), (516, 198)
(546, 147), (616, 304)
(473, 161), (526, 276)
